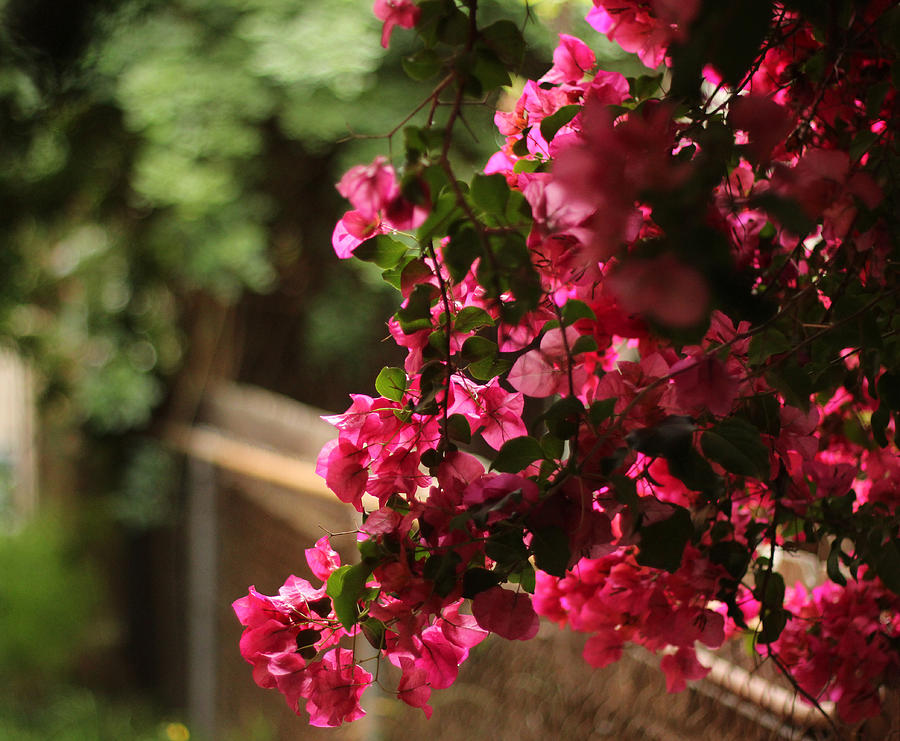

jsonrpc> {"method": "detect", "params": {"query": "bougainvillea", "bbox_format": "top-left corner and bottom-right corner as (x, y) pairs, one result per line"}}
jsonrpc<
(235, 0), (900, 729)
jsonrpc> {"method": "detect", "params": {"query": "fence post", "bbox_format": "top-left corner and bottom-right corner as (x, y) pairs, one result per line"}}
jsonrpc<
(186, 454), (218, 737)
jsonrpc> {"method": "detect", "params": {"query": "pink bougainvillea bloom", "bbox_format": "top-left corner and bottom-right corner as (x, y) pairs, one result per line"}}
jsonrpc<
(315, 438), (369, 510)
(413, 626), (469, 689)
(449, 377), (528, 451)
(472, 586), (540, 640)
(508, 326), (588, 398)
(440, 601), (489, 648)
(583, 631), (624, 668)
(305, 536), (341, 582)
(728, 94), (792, 165)
(586, 69), (630, 106)
(332, 156), (428, 258)
(540, 33), (597, 85)
(396, 656), (433, 717)
(670, 353), (739, 417)
(608, 254), (710, 327)
(660, 646), (709, 692)
(337, 156), (398, 219)
(331, 210), (381, 258)
(302, 648), (370, 727)
(586, 1), (671, 69)
(373, 0), (421, 49)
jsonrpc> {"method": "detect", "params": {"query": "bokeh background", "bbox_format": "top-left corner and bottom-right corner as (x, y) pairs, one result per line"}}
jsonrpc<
(2, 1), (884, 739)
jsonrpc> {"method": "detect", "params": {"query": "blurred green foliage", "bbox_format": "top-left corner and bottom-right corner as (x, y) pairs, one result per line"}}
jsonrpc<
(0, 0), (628, 433)
(0, 514), (196, 740)
(0, 516), (96, 686)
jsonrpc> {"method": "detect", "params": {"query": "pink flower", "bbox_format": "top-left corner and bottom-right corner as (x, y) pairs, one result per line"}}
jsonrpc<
(583, 631), (624, 668)
(449, 377), (527, 450)
(332, 157), (428, 258)
(337, 156), (399, 219)
(302, 648), (371, 727)
(305, 537), (341, 582)
(539, 34), (596, 85)
(586, 1), (671, 69)
(472, 586), (540, 640)
(670, 353), (739, 417)
(660, 646), (709, 692)
(373, 0), (421, 49)
(396, 657), (433, 717)
(508, 326), (589, 398)
(728, 94), (792, 165)
(608, 254), (710, 328)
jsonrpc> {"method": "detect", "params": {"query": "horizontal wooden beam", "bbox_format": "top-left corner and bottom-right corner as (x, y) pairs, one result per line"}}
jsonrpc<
(163, 423), (333, 501)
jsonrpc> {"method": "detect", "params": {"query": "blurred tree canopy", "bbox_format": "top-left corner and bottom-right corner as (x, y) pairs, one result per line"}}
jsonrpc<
(0, 0), (632, 435)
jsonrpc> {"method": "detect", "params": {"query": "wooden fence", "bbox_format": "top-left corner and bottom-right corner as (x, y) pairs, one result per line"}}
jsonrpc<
(162, 381), (897, 741)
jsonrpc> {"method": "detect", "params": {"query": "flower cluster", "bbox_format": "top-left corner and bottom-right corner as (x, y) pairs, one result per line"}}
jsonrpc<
(238, 0), (900, 727)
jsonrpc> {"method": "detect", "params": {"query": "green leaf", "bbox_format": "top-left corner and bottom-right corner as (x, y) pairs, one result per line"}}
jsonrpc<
(361, 618), (387, 650)
(748, 328), (792, 365)
(589, 398), (617, 426)
(754, 570), (785, 609)
(850, 130), (879, 163)
(511, 133), (530, 157)
(513, 158), (541, 174)
(485, 529), (528, 569)
(435, 2), (468, 45)
(446, 413), (471, 444)
(396, 283), (437, 334)
(540, 432), (565, 460)
(508, 563), (536, 593)
(701, 417), (770, 478)
(635, 505), (693, 573)
(666, 447), (720, 494)
(872, 404), (890, 448)
(480, 19), (525, 66)
(541, 396), (584, 439)
(471, 173), (509, 215)
(326, 563), (372, 630)
(444, 226), (482, 282)
(417, 191), (462, 243)
(491, 435), (545, 473)
(826, 540), (847, 587)
(561, 299), (596, 326)
(877, 372), (900, 410)
(402, 49), (442, 81)
(570, 335), (598, 355)
(530, 525), (571, 578)
(704, 0), (774, 86)
(539, 104), (581, 143)
(738, 394), (781, 437)
(454, 306), (494, 333)
(427, 329), (448, 357)
(611, 474), (640, 509)
(627, 415), (695, 459)
(462, 567), (503, 598)
(468, 355), (512, 381)
(766, 358), (813, 411)
(875, 538), (900, 596)
(423, 551), (462, 597)
(353, 235), (409, 269)
(709, 540), (751, 580)
(465, 47), (511, 97)
(375, 366), (407, 402)
(630, 73), (663, 100)
(460, 335), (497, 364)
(752, 193), (816, 236)
(866, 80), (891, 118)
(757, 608), (789, 644)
